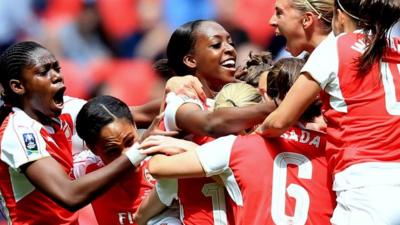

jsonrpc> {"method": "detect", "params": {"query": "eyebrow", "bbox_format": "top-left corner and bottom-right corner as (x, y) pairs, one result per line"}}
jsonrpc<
(123, 134), (135, 145)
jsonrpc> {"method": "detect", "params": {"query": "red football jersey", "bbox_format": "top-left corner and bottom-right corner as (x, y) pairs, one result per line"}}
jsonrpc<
(160, 93), (234, 225)
(0, 107), (78, 225)
(302, 32), (400, 177)
(197, 126), (335, 225)
(75, 158), (155, 225)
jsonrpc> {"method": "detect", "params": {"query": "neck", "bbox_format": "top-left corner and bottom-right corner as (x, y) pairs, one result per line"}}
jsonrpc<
(343, 19), (358, 33)
(197, 77), (218, 99)
(307, 31), (329, 53)
(23, 108), (53, 126)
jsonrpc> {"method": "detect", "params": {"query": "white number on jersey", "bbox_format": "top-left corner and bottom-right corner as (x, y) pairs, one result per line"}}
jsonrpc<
(202, 182), (228, 225)
(271, 152), (312, 225)
(381, 62), (400, 115)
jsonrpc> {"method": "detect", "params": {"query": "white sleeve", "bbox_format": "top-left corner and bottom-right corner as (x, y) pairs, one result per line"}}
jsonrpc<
(301, 32), (339, 90)
(72, 150), (103, 178)
(164, 92), (204, 131)
(196, 135), (236, 177)
(155, 178), (178, 206)
(1, 121), (50, 171)
(62, 96), (88, 155)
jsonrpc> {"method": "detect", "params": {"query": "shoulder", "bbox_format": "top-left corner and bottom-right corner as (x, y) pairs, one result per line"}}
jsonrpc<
(63, 96), (87, 115)
(1, 109), (50, 169)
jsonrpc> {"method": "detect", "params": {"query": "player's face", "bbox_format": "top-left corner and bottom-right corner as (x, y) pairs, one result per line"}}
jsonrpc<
(93, 119), (138, 164)
(19, 48), (65, 124)
(190, 21), (237, 92)
(269, 0), (307, 56)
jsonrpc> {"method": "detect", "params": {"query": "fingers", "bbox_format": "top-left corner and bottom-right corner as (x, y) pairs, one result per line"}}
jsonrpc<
(147, 112), (164, 130)
(254, 126), (266, 136)
(150, 130), (179, 137)
(165, 75), (206, 101)
(188, 76), (206, 101)
(139, 146), (164, 155)
(140, 135), (168, 147)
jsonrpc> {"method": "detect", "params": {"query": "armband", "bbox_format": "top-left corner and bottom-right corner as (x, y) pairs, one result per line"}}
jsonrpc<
(124, 143), (146, 167)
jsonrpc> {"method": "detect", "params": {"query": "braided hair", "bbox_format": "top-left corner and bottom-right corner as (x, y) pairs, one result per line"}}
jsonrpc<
(0, 41), (46, 124)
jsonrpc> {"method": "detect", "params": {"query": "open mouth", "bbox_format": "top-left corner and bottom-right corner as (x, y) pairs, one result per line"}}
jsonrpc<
(53, 86), (66, 107)
(221, 59), (236, 69)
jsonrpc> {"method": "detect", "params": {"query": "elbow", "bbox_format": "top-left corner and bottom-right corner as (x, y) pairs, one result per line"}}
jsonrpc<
(203, 117), (230, 137)
(260, 115), (294, 137)
(53, 190), (90, 212)
(56, 198), (85, 212)
(271, 119), (292, 132)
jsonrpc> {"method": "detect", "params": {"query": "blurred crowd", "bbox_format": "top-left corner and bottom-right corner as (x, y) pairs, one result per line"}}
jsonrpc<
(0, 0), (285, 105)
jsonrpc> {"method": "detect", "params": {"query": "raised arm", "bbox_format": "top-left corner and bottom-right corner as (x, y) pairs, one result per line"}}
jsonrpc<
(148, 150), (204, 179)
(169, 101), (275, 138)
(23, 146), (144, 212)
(131, 98), (163, 128)
(257, 73), (321, 137)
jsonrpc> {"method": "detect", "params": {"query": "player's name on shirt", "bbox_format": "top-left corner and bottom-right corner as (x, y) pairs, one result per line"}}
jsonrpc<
(351, 35), (400, 54)
(280, 128), (322, 148)
(118, 211), (135, 225)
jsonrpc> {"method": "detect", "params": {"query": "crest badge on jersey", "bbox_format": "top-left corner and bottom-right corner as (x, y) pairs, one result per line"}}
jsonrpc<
(22, 133), (38, 155)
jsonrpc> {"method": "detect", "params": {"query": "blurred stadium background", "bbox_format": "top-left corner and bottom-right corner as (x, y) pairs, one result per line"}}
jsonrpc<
(0, 0), (289, 107)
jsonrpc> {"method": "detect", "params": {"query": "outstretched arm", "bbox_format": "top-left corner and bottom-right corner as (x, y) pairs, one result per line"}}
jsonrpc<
(174, 101), (275, 137)
(23, 146), (145, 212)
(257, 73), (321, 137)
(131, 99), (163, 129)
(148, 150), (204, 179)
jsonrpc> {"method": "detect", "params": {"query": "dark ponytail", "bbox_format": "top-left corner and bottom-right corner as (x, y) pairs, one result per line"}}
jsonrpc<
(165, 20), (208, 76)
(335, 0), (400, 73)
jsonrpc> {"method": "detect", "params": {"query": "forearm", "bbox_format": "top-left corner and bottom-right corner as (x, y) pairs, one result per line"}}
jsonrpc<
(135, 188), (166, 225)
(257, 73), (322, 137)
(25, 151), (139, 212)
(198, 101), (274, 137)
(256, 110), (293, 137)
(131, 98), (162, 128)
(148, 151), (205, 179)
(64, 156), (134, 210)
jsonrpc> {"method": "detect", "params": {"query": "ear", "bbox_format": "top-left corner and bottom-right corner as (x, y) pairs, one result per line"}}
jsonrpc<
(9, 79), (25, 96)
(183, 55), (197, 69)
(337, 9), (347, 25)
(302, 12), (315, 29)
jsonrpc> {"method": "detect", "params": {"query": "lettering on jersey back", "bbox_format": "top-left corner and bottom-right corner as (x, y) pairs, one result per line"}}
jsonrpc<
(118, 212), (135, 224)
(351, 39), (366, 54)
(388, 37), (400, 54)
(281, 130), (321, 148)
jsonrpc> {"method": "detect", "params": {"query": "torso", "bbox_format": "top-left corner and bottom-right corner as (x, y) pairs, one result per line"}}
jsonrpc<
(0, 108), (78, 225)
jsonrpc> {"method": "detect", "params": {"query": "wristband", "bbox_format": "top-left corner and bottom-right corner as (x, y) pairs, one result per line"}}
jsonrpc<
(124, 143), (146, 167)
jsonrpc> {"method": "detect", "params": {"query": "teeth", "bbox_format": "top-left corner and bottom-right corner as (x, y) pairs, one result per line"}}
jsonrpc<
(222, 59), (235, 67)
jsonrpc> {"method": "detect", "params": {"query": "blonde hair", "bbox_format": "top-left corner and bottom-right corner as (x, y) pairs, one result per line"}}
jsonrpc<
(214, 83), (262, 110)
(291, 0), (334, 33)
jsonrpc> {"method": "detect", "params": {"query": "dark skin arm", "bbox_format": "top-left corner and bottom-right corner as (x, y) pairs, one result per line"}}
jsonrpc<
(131, 98), (162, 129)
(132, 75), (207, 128)
(23, 154), (134, 212)
(176, 101), (276, 138)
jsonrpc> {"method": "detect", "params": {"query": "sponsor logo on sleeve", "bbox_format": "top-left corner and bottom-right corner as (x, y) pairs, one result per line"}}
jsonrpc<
(22, 133), (38, 155)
